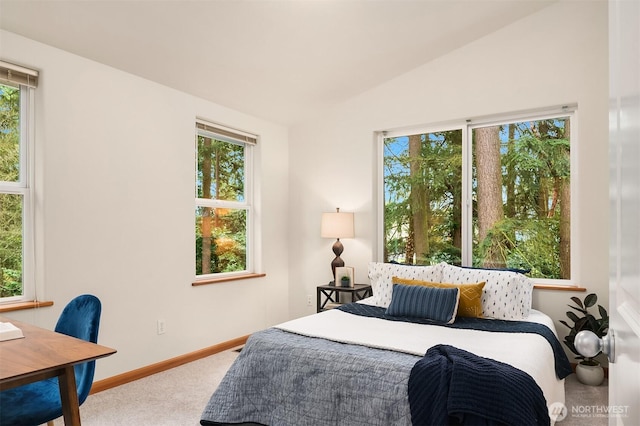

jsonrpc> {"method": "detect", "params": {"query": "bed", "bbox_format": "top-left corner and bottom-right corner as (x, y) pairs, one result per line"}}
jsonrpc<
(201, 262), (572, 426)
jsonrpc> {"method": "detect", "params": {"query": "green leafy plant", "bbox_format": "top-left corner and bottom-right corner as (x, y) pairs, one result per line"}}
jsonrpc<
(559, 293), (609, 365)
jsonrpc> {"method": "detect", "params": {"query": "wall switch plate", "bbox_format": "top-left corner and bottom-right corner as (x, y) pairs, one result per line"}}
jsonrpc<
(157, 319), (166, 335)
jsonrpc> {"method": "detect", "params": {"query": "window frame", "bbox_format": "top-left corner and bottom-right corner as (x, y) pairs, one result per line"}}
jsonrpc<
(194, 120), (256, 282)
(377, 106), (578, 286)
(0, 81), (36, 304)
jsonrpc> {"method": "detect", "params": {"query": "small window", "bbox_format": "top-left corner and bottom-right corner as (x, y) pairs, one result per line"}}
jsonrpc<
(195, 121), (256, 280)
(0, 61), (38, 303)
(381, 108), (574, 282)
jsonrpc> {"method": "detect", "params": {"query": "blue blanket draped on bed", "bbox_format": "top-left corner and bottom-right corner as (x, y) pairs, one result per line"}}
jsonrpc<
(337, 303), (572, 379)
(409, 344), (550, 426)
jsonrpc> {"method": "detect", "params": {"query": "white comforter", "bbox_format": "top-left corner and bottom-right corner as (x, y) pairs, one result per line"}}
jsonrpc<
(275, 301), (565, 414)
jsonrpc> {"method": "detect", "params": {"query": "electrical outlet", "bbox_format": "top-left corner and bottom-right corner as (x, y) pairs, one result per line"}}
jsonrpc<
(307, 294), (312, 306)
(157, 319), (166, 335)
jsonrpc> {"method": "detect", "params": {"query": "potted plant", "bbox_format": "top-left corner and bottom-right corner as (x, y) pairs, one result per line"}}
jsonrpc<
(340, 275), (351, 287)
(559, 293), (609, 385)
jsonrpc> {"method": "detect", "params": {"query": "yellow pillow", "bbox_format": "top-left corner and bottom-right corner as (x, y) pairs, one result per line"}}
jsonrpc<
(391, 276), (485, 318)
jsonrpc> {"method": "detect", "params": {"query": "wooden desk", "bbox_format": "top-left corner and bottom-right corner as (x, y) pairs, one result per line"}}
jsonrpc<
(0, 316), (116, 425)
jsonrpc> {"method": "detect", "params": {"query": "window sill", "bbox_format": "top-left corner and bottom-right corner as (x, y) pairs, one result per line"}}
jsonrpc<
(0, 300), (54, 313)
(192, 273), (266, 286)
(533, 284), (586, 291)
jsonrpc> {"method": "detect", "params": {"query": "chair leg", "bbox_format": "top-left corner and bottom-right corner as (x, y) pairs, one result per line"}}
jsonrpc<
(47, 421), (54, 426)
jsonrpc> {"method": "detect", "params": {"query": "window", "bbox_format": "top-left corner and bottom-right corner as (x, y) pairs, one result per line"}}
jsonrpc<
(381, 108), (574, 281)
(195, 120), (256, 280)
(0, 61), (37, 302)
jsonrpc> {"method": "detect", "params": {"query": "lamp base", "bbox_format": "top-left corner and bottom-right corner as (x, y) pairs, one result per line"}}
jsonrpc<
(330, 239), (345, 281)
(331, 256), (345, 281)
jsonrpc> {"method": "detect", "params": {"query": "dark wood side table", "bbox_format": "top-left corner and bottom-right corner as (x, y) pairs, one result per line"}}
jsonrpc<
(317, 283), (373, 313)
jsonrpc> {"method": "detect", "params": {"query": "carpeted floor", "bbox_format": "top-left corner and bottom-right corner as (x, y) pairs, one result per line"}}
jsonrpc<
(56, 347), (608, 425)
(558, 374), (609, 425)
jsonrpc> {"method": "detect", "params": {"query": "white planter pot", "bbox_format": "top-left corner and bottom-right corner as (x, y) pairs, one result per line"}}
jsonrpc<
(575, 362), (604, 386)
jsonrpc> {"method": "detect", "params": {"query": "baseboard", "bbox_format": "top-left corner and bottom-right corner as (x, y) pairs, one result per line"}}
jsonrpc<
(90, 335), (249, 394)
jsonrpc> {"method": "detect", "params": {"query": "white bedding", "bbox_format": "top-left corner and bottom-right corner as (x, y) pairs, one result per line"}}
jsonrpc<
(275, 300), (565, 414)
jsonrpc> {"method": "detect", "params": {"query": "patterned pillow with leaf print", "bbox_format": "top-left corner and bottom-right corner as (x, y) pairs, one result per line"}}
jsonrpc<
(439, 262), (533, 320)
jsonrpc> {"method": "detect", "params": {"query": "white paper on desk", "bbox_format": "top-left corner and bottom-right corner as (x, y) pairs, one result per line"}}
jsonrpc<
(0, 321), (24, 341)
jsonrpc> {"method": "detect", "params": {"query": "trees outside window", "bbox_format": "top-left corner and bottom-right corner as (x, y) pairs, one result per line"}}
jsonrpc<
(0, 76), (35, 301)
(382, 110), (572, 280)
(195, 121), (255, 279)
(384, 129), (463, 266)
(0, 83), (23, 298)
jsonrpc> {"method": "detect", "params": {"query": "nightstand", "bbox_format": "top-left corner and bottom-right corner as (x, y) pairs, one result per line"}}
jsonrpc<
(317, 283), (373, 313)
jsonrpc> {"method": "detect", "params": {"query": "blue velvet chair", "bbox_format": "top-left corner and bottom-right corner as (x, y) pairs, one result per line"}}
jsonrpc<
(0, 294), (102, 426)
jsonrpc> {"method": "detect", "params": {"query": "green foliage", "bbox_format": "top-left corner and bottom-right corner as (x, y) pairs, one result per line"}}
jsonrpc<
(196, 136), (245, 201)
(473, 217), (561, 278)
(195, 134), (247, 275)
(0, 84), (23, 297)
(195, 208), (247, 275)
(212, 209), (247, 273)
(383, 118), (571, 278)
(0, 267), (22, 298)
(195, 233), (217, 275)
(559, 293), (609, 364)
(384, 130), (462, 265)
(0, 85), (20, 182)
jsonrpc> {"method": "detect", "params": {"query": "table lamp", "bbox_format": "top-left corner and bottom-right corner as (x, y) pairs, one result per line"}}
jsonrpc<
(321, 208), (354, 283)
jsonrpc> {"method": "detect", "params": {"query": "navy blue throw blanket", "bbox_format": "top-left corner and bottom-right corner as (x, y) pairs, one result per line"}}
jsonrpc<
(337, 303), (572, 379)
(409, 345), (550, 426)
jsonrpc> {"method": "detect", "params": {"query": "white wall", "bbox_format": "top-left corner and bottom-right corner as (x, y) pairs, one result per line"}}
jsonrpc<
(288, 0), (610, 359)
(1, 30), (291, 380)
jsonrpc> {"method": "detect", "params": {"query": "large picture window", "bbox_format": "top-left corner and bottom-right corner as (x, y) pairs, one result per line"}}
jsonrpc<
(381, 108), (574, 281)
(195, 121), (256, 280)
(0, 61), (37, 302)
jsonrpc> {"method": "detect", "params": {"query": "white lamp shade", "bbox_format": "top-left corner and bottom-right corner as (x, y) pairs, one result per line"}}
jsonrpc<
(321, 212), (354, 239)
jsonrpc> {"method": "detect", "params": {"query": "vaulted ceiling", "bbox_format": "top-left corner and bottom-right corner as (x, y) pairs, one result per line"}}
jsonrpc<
(0, 0), (557, 125)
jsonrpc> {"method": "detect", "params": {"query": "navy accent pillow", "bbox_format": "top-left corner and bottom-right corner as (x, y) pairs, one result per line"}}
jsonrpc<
(385, 284), (460, 324)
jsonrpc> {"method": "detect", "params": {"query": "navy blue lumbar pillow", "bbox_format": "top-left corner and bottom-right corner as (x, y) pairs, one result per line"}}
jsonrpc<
(386, 284), (460, 324)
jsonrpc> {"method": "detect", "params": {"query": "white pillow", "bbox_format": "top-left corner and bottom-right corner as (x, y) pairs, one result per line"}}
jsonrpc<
(368, 262), (444, 308)
(439, 263), (533, 320)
